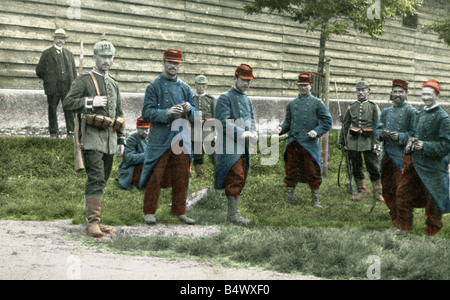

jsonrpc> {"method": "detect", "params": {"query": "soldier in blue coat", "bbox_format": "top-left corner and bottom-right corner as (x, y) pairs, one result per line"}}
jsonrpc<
(215, 64), (258, 226)
(276, 73), (332, 208)
(396, 79), (450, 236)
(139, 49), (198, 225)
(374, 79), (416, 223)
(117, 117), (151, 190)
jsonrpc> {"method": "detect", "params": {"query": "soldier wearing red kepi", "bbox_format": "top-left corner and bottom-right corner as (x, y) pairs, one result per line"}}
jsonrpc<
(214, 64), (258, 226)
(395, 79), (450, 236)
(117, 117), (151, 190)
(374, 79), (416, 224)
(276, 73), (332, 208)
(139, 49), (198, 225)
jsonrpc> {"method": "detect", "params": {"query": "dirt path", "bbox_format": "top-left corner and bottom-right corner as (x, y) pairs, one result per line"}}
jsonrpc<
(0, 219), (319, 280)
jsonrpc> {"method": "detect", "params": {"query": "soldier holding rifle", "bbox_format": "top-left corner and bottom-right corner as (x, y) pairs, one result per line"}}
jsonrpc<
(339, 78), (383, 202)
(63, 39), (125, 239)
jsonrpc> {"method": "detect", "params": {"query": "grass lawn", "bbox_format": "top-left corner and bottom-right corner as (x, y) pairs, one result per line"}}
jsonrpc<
(1, 131), (449, 279)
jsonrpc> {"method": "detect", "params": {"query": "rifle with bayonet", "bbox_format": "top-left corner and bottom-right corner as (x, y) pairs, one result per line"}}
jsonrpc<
(74, 41), (85, 173)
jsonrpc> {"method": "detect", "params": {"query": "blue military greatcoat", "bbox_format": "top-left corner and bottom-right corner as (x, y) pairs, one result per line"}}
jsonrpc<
(118, 133), (147, 190)
(374, 102), (416, 171)
(139, 74), (198, 189)
(279, 94), (332, 168)
(410, 105), (450, 214)
(214, 88), (256, 190)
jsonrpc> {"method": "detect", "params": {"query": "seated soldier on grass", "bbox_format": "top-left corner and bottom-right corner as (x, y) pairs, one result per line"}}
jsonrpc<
(117, 117), (151, 190)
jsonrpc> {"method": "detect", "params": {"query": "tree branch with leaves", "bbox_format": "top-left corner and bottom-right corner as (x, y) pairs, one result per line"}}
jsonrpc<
(243, 0), (422, 74)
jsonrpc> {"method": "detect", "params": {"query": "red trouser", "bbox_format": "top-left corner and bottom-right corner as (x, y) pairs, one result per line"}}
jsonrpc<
(285, 141), (321, 190)
(143, 149), (190, 216)
(224, 157), (247, 198)
(395, 155), (443, 236)
(131, 164), (144, 188)
(381, 155), (402, 223)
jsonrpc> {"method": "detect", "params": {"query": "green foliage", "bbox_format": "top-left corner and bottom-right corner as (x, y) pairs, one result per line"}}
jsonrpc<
(425, 0), (450, 46)
(244, 0), (422, 40)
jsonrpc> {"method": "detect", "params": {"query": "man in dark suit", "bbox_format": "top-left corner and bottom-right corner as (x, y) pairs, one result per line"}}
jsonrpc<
(36, 29), (77, 138)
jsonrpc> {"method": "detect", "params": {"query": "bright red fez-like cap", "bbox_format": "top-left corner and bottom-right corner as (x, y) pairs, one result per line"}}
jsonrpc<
(235, 64), (254, 80)
(393, 79), (408, 90)
(163, 49), (182, 63)
(297, 73), (312, 85)
(136, 117), (151, 128)
(422, 79), (440, 94)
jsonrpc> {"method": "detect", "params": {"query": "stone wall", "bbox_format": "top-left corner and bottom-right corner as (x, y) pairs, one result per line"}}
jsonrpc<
(2, 89), (449, 135)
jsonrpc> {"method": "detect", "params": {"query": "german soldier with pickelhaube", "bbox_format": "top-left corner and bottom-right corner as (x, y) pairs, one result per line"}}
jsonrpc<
(63, 38), (125, 239)
(276, 73), (332, 208)
(338, 78), (383, 202)
(36, 28), (77, 138)
(192, 71), (217, 180)
(374, 79), (416, 224)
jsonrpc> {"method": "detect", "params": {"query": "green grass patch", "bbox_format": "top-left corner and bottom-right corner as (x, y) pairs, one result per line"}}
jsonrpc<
(2, 132), (450, 279)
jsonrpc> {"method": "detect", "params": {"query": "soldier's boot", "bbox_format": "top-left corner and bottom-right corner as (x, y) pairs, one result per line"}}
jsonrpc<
(195, 164), (206, 180)
(372, 179), (385, 202)
(176, 214), (196, 225)
(227, 196), (252, 226)
(143, 214), (157, 225)
(353, 179), (370, 201)
(99, 224), (116, 235)
(286, 187), (297, 204)
(311, 189), (323, 208)
(85, 197), (105, 239)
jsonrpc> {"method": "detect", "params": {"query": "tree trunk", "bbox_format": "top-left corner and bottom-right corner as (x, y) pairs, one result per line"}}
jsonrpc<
(318, 29), (327, 74)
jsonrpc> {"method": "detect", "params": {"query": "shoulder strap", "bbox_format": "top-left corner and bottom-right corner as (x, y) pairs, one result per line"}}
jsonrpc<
(89, 72), (102, 96)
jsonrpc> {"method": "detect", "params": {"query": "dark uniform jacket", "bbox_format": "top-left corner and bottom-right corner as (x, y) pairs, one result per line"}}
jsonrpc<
(139, 74), (198, 189)
(341, 99), (381, 152)
(63, 70), (125, 154)
(279, 94), (332, 168)
(374, 102), (416, 171)
(214, 87), (256, 190)
(36, 46), (77, 96)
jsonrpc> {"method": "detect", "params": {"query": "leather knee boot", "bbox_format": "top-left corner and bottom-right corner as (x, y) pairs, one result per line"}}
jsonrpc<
(85, 197), (105, 239)
(353, 179), (370, 201)
(372, 179), (385, 202)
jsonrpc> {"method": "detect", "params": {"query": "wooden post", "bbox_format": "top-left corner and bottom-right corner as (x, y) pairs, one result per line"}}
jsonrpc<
(321, 57), (331, 174)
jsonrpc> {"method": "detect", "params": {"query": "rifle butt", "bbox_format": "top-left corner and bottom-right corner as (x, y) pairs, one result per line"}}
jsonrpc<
(74, 114), (85, 172)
